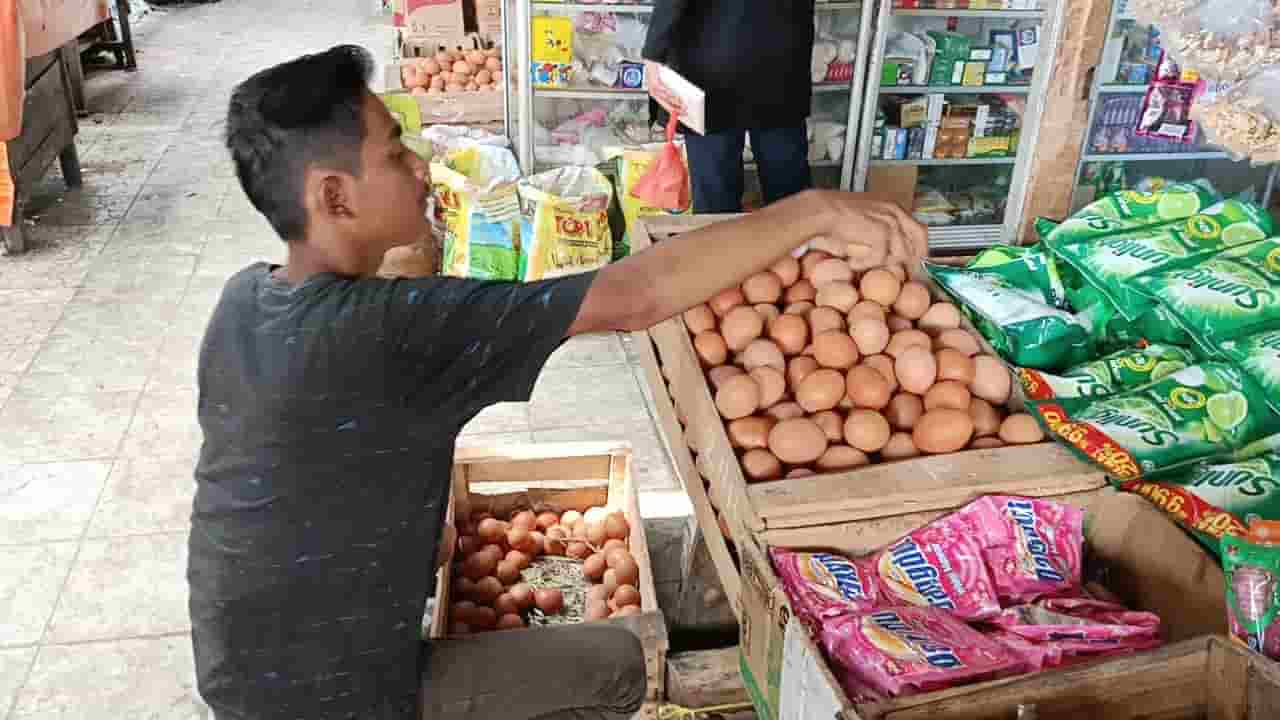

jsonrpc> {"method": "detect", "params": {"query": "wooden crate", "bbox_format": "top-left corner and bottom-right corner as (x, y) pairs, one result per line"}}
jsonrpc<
(430, 442), (669, 708)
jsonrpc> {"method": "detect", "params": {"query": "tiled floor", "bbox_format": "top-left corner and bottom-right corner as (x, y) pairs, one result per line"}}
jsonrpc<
(0, 2), (684, 716)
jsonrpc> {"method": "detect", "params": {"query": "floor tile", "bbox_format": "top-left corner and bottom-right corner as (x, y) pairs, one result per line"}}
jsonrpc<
(10, 636), (204, 720)
(0, 391), (138, 463)
(528, 366), (651, 430)
(87, 456), (196, 538)
(18, 332), (164, 396)
(456, 431), (534, 450)
(144, 332), (203, 391)
(0, 646), (36, 716)
(0, 226), (110, 291)
(0, 543), (77, 646)
(119, 389), (200, 458)
(46, 533), (189, 643)
(0, 462), (112, 545)
(460, 402), (531, 436)
(545, 332), (628, 369)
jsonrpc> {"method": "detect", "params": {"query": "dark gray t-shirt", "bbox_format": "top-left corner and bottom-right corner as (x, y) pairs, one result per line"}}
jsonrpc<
(188, 263), (594, 719)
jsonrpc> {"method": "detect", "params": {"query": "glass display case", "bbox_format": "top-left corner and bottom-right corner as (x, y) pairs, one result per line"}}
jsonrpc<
(513, 0), (874, 191)
(1069, 0), (1278, 213)
(853, 1), (1062, 251)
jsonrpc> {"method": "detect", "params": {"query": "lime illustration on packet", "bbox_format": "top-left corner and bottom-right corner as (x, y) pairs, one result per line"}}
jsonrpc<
(1044, 180), (1222, 248)
(1222, 329), (1280, 416)
(1223, 533), (1280, 660)
(1029, 363), (1280, 480)
(1019, 343), (1195, 401)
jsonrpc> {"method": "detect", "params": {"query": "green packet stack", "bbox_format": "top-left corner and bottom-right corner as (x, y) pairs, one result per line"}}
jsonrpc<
(1222, 329), (1280, 416)
(1042, 179), (1223, 247)
(1018, 343), (1195, 401)
(1026, 362), (1280, 481)
(925, 261), (1094, 371)
(966, 243), (1068, 309)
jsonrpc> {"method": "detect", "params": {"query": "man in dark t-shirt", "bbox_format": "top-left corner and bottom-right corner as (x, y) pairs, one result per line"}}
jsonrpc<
(189, 45), (925, 720)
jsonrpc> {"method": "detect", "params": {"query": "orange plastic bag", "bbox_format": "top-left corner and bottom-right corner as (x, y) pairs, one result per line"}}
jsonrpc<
(630, 115), (690, 212)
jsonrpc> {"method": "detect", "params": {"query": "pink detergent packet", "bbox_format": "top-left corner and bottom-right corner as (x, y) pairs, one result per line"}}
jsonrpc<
(870, 514), (1001, 621)
(819, 607), (1021, 698)
(959, 495), (1085, 604)
(769, 547), (883, 627)
(982, 629), (1063, 674)
(988, 597), (1162, 658)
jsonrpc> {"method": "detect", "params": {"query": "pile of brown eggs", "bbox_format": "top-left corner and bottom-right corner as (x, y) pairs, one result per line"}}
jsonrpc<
(449, 506), (642, 634)
(683, 246), (1046, 483)
(402, 47), (504, 95)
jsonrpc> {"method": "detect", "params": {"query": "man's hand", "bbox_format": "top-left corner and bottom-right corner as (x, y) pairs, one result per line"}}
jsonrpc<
(815, 191), (929, 270)
(436, 522), (456, 570)
(644, 61), (685, 116)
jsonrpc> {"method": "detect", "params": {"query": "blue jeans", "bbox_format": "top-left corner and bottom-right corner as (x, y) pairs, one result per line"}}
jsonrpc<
(683, 124), (812, 214)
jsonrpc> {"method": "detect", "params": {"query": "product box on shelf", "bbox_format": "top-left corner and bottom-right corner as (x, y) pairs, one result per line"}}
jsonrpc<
(394, 0), (465, 38)
(431, 443), (668, 711)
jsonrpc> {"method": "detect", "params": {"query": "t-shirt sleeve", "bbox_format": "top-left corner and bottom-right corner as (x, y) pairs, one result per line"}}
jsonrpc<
(373, 271), (597, 414)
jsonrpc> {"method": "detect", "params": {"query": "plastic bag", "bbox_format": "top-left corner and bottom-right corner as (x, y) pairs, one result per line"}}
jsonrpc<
(432, 146), (523, 280)
(612, 140), (691, 256)
(1131, 0), (1280, 83)
(630, 116), (691, 213)
(1223, 530), (1280, 659)
(517, 165), (614, 281)
(1194, 68), (1280, 164)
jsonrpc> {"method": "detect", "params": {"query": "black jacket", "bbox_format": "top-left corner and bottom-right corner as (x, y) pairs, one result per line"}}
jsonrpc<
(642, 0), (815, 134)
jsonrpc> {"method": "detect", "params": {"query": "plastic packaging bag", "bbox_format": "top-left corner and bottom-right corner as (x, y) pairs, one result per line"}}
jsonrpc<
(1223, 530), (1280, 659)
(1194, 68), (1280, 164)
(517, 165), (614, 281)
(611, 140), (691, 256)
(1131, 0), (1280, 83)
(630, 116), (691, 213)
(432, 146), (523, 280)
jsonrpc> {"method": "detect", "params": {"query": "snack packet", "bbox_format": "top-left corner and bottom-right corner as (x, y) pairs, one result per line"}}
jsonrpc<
(1018, 343), (1197, 401)
(819, 607), (1020, 698)
(1222, 533), (1280, 660)
(987, 598), (1162, 658)
(1090, 298), (1197, 350)
(982, 629), (1063, 675)
(958, 496), (1085, 604)
(769, 547), (883, 626)
(1136, 80), (1200, 144)
(925, 262), (1095, 371)
(965, 243), (1068, 309)
(1134, 239), (1280, 357)
(870, 514), (1001, 621)
(1051, 199), (1273, 321)
(1221, 329), (1280, 415)
(1029, 363), (1280, 480)
(1044, 180), (1222, 247)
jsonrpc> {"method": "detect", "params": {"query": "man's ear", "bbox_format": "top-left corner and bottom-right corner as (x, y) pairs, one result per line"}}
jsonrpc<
(303, 168), (355, 222)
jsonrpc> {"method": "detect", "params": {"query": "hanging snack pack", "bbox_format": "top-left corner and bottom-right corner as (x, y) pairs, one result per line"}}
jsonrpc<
(926, 262), (1094, 371)
(1223, 531), (1280, 660)
(1018, 343), (1196, 401)
(1136, 77), (1201, 144)
(1133, 239), (1280, 356)
(432, 146), (523, 281)
(517, 166), (614, 281)
(1029, 362), (1280, 480)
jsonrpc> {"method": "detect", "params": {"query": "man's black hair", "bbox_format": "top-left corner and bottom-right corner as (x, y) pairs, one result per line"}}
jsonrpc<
(226, 45), (375, 241)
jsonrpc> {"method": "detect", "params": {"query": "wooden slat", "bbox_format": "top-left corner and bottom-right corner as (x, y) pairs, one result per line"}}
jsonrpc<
(1246, 639), (1280, 720)
(665, 648), (749, 709)
(10, 52), (65, 167)
(1208, 637), (1249, 720)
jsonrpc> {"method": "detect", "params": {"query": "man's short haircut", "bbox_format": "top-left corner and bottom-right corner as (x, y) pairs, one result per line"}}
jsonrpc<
(225, 45), (374, 241)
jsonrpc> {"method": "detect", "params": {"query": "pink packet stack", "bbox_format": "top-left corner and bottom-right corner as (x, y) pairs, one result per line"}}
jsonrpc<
(988, 597), (1162, 658)
(982, 629), (1063, 675)
(820, 607), (1021, 698)
(769, 547), (882, 627)
(870, 514), (1001, 621)
(959, 495), (1085, 604)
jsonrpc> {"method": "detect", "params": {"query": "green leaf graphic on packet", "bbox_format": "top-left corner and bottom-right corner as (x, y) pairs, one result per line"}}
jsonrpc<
(1018, 343), (1196, 401)
(1027, 363), (1280, 480)
(925, 261), (1094, 371)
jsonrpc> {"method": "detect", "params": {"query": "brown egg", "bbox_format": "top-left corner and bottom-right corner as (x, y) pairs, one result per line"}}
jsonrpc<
(971, 436), (1006, 449)
(586, 522), (608, 547)
(728, 416), (776, 450)
(885, 264), (908, 282)
(495, 559), (521, 585)
(882, 432), (920, 460)
(602, 538), (628, 556)
(721, 306), (765, 351)
(613, 584), (642, 608)
(816, 445), (871, 471)
(924, 381), (972, 411)
(612, 554), (641, 588)
(765, 401), (806, 421)
(795, 369), (846, 412)
(535, 588), (565, 614)
(787, 356), (820, 388)
(844, 410), (891, 453)
(784, 279), (817, 304)
(535, 512), (560, 531)
(451, 600), (477, 625)
(708, 365), (746, 389)
(496, 613), (525, 631)
(846, 365), (892, 410)
(811, 259), (855, 287)
(809, 307), (846, 336)
(560, 510), (582, 528)
(612, 605), (643, 619)
(893, 282), (932, 320)
(919, 302), (963, 332)
(969, 398), (1004, 437)
(505, 549), (532, 570)
(469, 606), (498, 630)
(800, 250), (834, 279)
(709, 287), (746, 317)
(477, 518), (508, 544)
(755, 304), (781, 326)
(587, 584), (611, 606)
(850, 318), (891, 356)
(785, 301), (816, 316)
(813, 331), (860, 370)
(507, 526), (536, 554)
(544, 527), (569, 555)
(895, 347), (938, 395)
(886, 314), (914, 332)
(743, 271), (784, 304)
(769, 314), (809, 355)
(768, 418), (829, 464)
(885, 330), (933, 358)
(935, 349), (976, 384)
(848, 300), (887, 324)
(885, 392), (924, 430)
(457, 535), (480, 558)
(815, 282), (860, 313)
(742, 339), (786, 373)
(860, 269), (903, 307)
(863, 354), (899, 391)
(602, 569), (620, 597)
(463, 549), (498, 580)
(935, 328), (981, 356)
(1000, 414), (1045, 444)
(913, 409), (975, 454)
(510, 510), (537, 530)
(750, 367), (787, 408)
(811, 410), (846, 442)
(473, 577), (504, 605)
(583, 553), (607, 581)
(604, 547), (633, 569)
(567, 542), (592, 560)
(971, 355), (1012, 405)
(715, 374), (760, 420)
(741, 449), (783, 481)
(525, 534), (544, 557)
(771, 256), (801, 287)
(694, 332), (729, 367)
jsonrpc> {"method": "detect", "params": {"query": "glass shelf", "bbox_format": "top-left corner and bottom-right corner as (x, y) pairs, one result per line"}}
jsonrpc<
(879, 84), (1031, 94)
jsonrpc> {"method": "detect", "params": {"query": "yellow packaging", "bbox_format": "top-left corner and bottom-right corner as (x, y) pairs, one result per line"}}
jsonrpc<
(612, 144), (693, 257)
(517, 166), (613, 281)
(433, 146), (523, 280)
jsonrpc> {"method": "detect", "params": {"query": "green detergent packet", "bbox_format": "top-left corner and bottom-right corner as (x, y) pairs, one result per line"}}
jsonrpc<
(1083, 293), (1196, 350)
(1018, 343), (1195, 401)
(1052, 199), (1274, 321)
(1134, 239), (1280, 357)
(1044, 180), (1223, 247)
(1222, 329), (1280, 416)
(1222, 533), (1280, 659)
(966, 243), (1068, 309)
(1028, 362), (1280, 481)
(926, 261), (1094, 371)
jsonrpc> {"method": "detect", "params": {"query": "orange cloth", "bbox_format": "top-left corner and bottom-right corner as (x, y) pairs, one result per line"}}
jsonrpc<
(2, 0), (108, 141)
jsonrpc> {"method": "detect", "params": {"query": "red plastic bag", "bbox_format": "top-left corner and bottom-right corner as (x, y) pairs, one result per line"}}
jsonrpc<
(630, 115), (690, 212)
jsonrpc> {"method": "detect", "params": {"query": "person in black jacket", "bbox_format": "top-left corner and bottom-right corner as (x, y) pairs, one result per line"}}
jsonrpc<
(643, 0), (816, 213)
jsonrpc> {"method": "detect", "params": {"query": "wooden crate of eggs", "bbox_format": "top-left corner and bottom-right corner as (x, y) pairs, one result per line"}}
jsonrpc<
(386, 42), (505, 126)
(635, 215), (1106, 551)
(431, 442), (668, 707)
